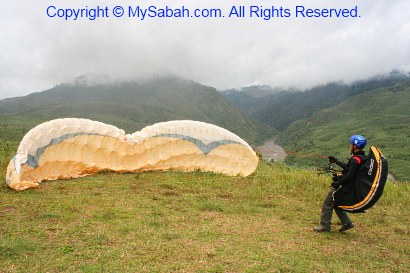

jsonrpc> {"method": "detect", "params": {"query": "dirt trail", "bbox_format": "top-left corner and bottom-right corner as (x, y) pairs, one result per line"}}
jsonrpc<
(255, 139), (287, 162)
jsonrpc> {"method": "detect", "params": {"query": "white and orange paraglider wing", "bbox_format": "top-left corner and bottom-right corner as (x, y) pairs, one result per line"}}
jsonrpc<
(6, 118), (259, 191)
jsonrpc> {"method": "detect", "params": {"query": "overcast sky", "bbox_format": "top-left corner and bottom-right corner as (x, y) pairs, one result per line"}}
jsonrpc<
(1, 0), (409, 99)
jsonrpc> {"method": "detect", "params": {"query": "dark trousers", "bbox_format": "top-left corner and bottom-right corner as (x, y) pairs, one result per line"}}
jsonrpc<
(320, 187), (352, 230)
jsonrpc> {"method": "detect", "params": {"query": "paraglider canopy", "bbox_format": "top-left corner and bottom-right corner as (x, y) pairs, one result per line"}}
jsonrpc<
(6, 118), (259, 191)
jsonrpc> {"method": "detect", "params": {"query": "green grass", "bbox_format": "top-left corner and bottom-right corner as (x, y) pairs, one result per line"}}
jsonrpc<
(0, 160), (409, 272)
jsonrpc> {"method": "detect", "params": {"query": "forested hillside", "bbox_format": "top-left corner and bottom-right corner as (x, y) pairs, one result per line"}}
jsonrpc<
(222, 71), (410, 131)
(280, 81), (410, 180)
(0, 77), (273, 144)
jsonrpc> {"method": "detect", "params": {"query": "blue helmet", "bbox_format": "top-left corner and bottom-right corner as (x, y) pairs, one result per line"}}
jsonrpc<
(349, 135), (367, 149)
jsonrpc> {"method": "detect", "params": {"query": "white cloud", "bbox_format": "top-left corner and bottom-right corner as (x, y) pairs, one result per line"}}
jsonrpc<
(1, 0), (409, 99)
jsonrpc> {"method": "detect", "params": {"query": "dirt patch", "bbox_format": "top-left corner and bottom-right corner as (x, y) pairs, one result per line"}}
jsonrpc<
(256, 139), (287, 162)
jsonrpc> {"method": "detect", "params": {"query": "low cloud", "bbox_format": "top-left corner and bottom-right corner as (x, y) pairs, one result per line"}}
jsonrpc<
(1, 0), (409, 99)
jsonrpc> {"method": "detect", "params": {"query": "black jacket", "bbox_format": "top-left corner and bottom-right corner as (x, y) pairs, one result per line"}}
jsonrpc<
(333, 150), (369, 210)
(335, 150), (366, 186)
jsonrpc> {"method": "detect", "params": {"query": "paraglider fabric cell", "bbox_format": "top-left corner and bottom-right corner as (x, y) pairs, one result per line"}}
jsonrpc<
(6, 118), (259, 191)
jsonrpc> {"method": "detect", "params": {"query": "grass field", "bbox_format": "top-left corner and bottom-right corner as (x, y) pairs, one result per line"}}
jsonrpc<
(1, 157), (409, 272)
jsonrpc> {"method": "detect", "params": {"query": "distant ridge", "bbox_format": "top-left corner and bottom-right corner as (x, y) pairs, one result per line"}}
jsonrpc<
(0, 76), (274, 144)
(222, 71), (410, 131)
(279, 80), (410, 181)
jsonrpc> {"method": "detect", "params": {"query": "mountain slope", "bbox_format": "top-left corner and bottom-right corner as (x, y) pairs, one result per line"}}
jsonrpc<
(222, 72), (410, 131)
(0, 77), (274, 144)
(279, 80), (410, 180)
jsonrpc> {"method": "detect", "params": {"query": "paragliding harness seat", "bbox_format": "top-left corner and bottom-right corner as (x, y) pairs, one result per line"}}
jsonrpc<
(333, 146), (388, 213)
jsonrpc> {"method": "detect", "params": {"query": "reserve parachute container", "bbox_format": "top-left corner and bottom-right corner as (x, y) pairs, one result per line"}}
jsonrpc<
(334, 146), (388, 213)
(6, 118), (259, 191)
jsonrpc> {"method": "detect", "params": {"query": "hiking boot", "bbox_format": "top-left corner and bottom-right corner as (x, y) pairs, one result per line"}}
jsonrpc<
(339, 223), (354, 232)
(313, 226), (330, 233)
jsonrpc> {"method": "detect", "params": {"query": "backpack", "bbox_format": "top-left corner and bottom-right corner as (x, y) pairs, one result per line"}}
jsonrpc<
(334, 146), (388, 213)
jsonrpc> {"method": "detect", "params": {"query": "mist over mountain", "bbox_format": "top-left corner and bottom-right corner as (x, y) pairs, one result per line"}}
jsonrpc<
(0, 76), (273, 145)
(222, 70), (410, 131)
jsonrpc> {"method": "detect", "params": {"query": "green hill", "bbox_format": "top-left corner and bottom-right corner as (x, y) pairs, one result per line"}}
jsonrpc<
(222, 72), (410, 131)
(279, 81), (410, 181)
(0, 77), (273, 145)
(0, 162), (408, 272)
